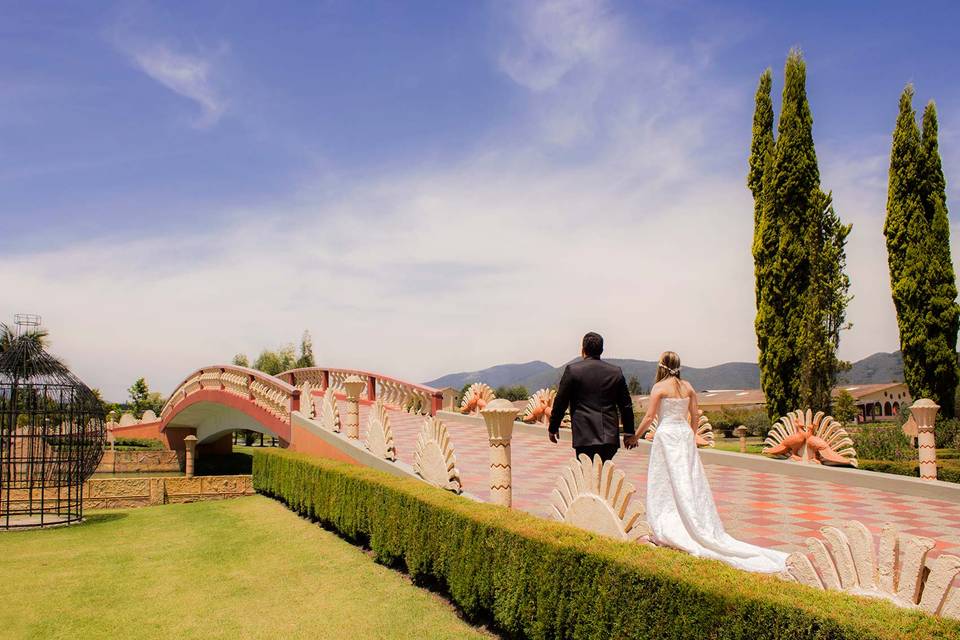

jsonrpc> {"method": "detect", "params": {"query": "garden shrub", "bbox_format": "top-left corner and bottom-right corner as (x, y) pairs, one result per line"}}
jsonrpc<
(851, 425), (914, 462)
(113, 437), (165, 450)
(251, 448), (959, 639)
(858, 459), (960, 484)
(934, 417), (960, 449)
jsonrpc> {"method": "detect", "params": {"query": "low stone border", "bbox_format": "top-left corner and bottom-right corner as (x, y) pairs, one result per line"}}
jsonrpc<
(96, 449), (181, 474)
(78, 475), (252, 509)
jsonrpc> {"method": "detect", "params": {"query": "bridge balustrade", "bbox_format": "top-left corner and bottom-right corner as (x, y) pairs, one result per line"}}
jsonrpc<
(278, 367), (443, 415)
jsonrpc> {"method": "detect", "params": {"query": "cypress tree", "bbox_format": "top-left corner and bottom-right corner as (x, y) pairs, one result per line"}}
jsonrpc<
(756, 50), (817, 419)
(751, 50), (850, 419)
(920, 102), (958, 413)
(749, 69), (774, 308)
(884, 89), (959, 415)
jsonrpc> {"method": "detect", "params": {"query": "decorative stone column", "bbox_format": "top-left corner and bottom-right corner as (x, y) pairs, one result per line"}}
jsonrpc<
(481, 398), (518, 507)
(184, 435), (198, 478)
(733, 425), (748, 453)
(911, 399), (940, 481)
(343, 375), (366, 440)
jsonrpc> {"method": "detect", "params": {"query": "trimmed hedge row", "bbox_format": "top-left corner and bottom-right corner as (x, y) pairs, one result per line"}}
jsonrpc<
(251, 449), (960, 640)
(859, 458), (960, 484)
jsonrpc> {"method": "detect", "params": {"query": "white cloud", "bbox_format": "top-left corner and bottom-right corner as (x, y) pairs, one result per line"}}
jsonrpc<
(124, 41), (226, 127)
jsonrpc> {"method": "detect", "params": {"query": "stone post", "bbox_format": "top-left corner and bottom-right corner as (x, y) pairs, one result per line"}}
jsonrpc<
(911, 398), (940, 481)
(343, 375), (366, 440)
(481, 398), (518, 507)
(733, 425), (748, 453)
(184, 435), (198, 478)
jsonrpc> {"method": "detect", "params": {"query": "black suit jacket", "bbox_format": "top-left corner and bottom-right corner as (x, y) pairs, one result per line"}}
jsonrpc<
(548, 357), (635, 448)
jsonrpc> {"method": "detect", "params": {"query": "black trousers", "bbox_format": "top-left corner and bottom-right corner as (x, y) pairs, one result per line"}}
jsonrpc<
(574, 443), (618, 463)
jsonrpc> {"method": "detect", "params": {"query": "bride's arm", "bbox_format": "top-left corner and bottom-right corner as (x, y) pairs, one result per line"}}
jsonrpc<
(686, 382), (699, 433)
(637, 388), (661, 437)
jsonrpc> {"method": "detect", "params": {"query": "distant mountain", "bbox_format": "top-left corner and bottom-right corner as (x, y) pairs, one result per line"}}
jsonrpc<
(425, 360), (555, 390)
(426, 351), (907, 392)
(515, 359), (761, 393)
(839, 351), (904, 385)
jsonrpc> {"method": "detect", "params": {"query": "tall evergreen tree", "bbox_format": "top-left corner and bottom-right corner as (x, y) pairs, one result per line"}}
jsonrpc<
(799, 191), (851, 410)
(756, 50), (816, 419)
(749, 69), (774, 311)
(750, 50), (850, 418)
(296, 330), (315, 368)
(920, 102), (960, 415)
(886, 94), (960, 415)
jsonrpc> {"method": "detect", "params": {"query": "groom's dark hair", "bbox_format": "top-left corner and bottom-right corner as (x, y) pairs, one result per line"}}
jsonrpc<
(582, 332), (604, 358)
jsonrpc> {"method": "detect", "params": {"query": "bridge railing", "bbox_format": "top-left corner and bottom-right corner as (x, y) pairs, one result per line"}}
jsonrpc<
(160, 365), (300, 424)
(278, 367), (444, 415)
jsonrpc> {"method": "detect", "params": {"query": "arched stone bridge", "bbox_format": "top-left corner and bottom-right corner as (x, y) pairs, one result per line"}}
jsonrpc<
(109, 364), (451, 456)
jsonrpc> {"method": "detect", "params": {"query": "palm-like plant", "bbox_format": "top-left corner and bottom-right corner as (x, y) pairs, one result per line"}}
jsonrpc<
(0, 323), (50, 354)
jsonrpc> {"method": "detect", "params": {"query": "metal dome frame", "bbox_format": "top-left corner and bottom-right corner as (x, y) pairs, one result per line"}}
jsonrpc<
(0, 334), (105, 529)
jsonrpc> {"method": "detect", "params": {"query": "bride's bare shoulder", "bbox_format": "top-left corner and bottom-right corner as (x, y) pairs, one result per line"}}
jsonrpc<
(681, 380), (696, 395)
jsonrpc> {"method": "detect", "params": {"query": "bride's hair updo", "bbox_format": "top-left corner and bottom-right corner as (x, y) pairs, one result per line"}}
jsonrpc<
(654, 351), (682, 386)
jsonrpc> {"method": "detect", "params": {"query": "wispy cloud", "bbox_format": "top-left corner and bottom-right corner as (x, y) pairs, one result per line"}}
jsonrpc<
(123, 40), (226, 127)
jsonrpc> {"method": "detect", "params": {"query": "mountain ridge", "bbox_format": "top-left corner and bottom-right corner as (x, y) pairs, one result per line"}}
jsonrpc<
(425, 351), (906, 391)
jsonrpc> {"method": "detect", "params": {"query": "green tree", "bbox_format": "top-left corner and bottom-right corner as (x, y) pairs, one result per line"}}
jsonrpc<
(232, 353), (250, 368)
(627, 375), (643, 396)
(748, 68), (774, 312)
(127, 378), (151, 416)
(798, 191), (852, 411)
(752, 50), (847, 419)
(253, 345), (296, 376)
(919, 101), (960, 416)
(884, 88), (960, 416)
(833, 389), (858, 424)
(295, 330), (315, 368)
(494, 385), (529, 402)
(0, 323), (49, 353)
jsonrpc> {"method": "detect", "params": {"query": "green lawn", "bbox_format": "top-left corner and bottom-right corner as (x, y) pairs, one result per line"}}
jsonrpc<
(713, 437), (766, 455)
(0, 496), (494, 640)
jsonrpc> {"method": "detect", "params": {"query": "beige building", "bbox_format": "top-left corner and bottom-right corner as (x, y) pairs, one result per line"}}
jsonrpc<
(633, 382), (910, 423)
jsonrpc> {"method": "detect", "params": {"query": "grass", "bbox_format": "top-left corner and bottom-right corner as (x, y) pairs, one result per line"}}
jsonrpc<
(712, 436), (766, 455)
(0, 496), (494, 640)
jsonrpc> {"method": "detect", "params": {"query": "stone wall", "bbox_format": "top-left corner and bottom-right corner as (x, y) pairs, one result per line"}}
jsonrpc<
(83, 475), (254, 509)
(97, 450), (182, 474)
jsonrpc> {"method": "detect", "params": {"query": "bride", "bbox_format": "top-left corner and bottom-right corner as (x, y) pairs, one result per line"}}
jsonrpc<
(625, 351), (788, 574)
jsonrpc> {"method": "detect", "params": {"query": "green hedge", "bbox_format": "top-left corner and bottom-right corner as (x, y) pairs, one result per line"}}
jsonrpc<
(251, 449), (959, 640)
(859, 459), (960, 484)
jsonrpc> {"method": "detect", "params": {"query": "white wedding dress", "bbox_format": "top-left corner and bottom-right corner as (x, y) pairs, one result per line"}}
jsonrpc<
(645, 396), (788, 573)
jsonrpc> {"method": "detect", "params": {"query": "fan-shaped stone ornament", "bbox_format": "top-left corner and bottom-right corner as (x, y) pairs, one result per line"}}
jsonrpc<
(763, 409), (857, 467)
(644, 411), (715, 447)
(459, 383), (495, 415)
(319, 390), (341, 433)
(365, 400), (396, 461)
(520, 388), (556, 423)
(297, 381), (316, 419)
(784, 520), (960, 620)
(549, 454), (651, 542)
(413, 417), (461, 493)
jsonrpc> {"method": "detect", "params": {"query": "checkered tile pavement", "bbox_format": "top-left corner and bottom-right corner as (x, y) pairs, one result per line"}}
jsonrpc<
(351, 402), (960, 564)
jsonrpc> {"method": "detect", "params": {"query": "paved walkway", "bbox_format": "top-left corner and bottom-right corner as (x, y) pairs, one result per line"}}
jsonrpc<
(350, 402), (960, 564)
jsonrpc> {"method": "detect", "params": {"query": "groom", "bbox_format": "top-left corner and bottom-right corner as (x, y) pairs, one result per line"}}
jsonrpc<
(548, 332), (637, 462)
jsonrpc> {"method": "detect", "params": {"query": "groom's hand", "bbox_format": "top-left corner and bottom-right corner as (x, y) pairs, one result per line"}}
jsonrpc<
(548, 430), (558, 444)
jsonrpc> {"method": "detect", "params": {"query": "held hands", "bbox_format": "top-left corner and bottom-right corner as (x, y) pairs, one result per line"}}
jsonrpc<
(548, 430), (559, 444)
(623, 433), (640, 449)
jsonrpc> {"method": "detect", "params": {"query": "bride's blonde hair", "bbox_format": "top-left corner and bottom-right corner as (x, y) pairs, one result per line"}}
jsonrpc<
(654, 351), (682, 392)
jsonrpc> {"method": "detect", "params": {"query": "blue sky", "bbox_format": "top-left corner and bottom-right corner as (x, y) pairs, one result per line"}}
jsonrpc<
(2, 1), (959, 399)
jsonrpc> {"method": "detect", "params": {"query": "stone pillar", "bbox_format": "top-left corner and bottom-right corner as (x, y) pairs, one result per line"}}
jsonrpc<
(184, 435), (198, 478)
(481, 398), (518, 507)
(343, 375), (366, 440)
(734, 425), (748, 453)
(911, 399), (940, 481)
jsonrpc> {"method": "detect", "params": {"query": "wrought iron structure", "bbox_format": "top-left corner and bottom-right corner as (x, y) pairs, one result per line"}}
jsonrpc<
(0, 324), (105, 528)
